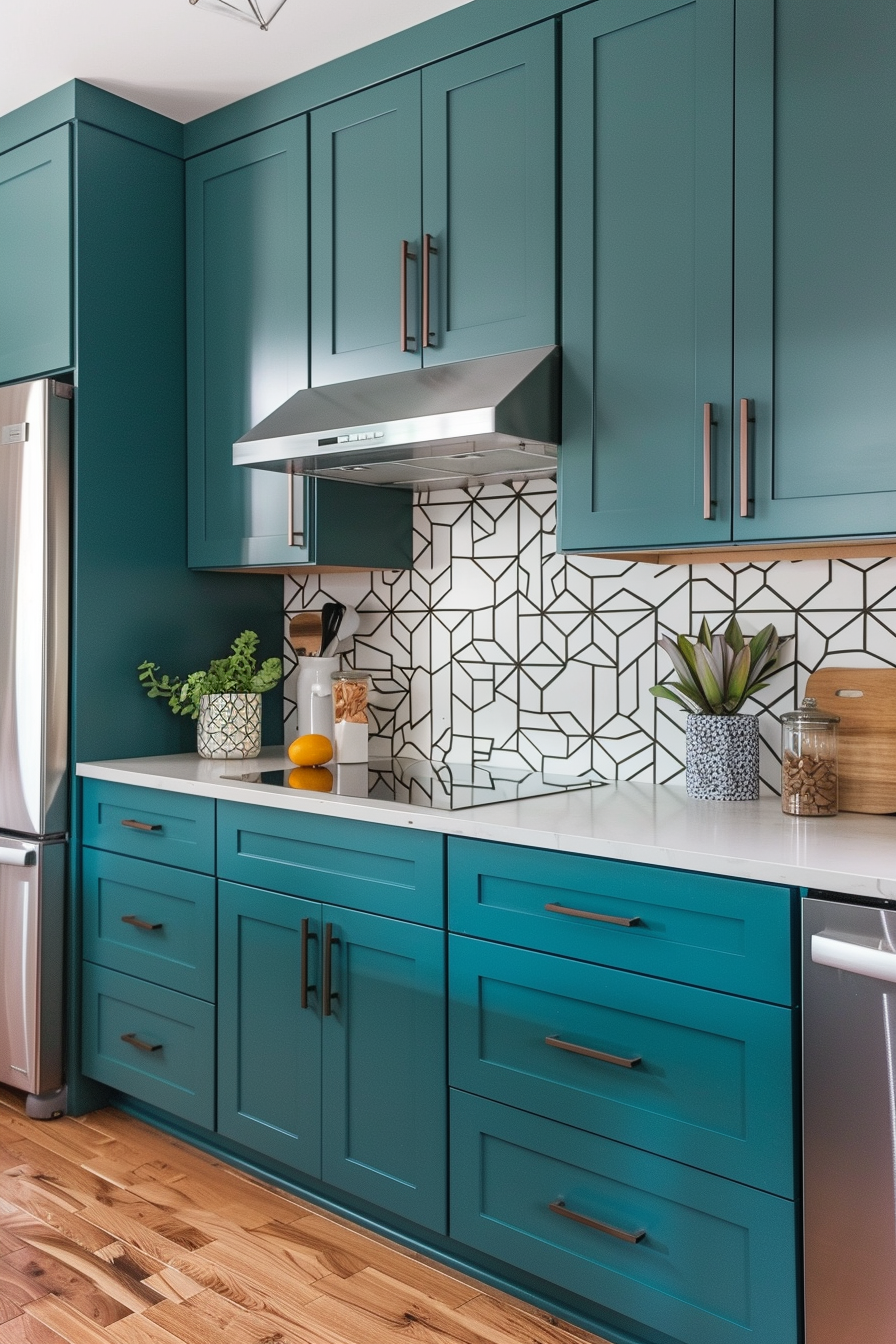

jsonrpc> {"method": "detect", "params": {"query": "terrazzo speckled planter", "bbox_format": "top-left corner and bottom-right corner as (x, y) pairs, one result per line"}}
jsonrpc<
(197, 693), (261, 759)
(685, 713), (760, 801)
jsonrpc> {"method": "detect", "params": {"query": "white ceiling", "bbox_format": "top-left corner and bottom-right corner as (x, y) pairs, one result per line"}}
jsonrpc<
(2, 0), (473, 125)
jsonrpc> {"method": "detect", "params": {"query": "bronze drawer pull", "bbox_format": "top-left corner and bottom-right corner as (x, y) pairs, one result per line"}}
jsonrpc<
(121, 915), (163, 932)
(544, 901), (640, 928)
(549, 1199), (645, 1244)
(121, 819), (162, 832)
(702, 402), (715, 520)
(422, 233), (438, 348)
(300, 917), (317, 1010)
(739, 397), (754, 518)
(545, 1035), (641, 1069)
(400, 240), (417, 353)
(121, 1033), (162, 1053)
(322, 922), (339, 1017)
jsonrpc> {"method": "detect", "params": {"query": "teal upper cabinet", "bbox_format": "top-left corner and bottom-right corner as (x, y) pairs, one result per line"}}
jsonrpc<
(186, 121), (412, 570)
(421, 25), (556, 364)
(311, 25), (556, 385)
(187, 120), (311, 568)
(0, 126), (72, 386)
(734, 0), (896, 541)
(311, 76), (422, 386)
(559, 0), (734, 553)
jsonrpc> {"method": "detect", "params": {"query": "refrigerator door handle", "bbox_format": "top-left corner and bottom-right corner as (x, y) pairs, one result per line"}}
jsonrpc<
(811, 933), (896, 984)
(0, 846), (36, 867)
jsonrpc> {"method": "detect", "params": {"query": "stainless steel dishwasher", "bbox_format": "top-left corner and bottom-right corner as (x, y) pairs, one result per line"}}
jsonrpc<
(804, 893), (896, 1343)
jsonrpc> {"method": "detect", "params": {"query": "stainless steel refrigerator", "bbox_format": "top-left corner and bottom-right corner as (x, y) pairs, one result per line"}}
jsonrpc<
(0, 377), (69, 1109)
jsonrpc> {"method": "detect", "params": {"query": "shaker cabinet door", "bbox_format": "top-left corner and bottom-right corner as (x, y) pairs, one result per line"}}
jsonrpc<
(0, 127), (72, 385)
(186, 119), (311, 569)
(421, 24), (556, 365)
(734, 0), (896, 540)
(559, 0), (734, 552)
(311, 75), (422, 386)
(217, 881), (322, 1175)
(321, 905), (447, 1232)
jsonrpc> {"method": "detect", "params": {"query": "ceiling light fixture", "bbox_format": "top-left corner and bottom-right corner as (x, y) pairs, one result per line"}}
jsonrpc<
(187, 0), (289, 31)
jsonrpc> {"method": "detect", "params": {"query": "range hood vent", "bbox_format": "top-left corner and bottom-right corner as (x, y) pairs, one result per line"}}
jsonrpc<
(233, 345), (559, 491)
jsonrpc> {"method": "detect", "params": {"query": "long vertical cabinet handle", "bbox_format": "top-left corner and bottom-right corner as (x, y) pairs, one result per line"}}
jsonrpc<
(300, 917), (318, 1009)
(287, 462), (295, 545)
(400, 240), (417, 353)
(322, 922), (339, 1016)
(422, 234), (438, 349)
(702, 402), (715, 520)
(739, 398), (754, 517)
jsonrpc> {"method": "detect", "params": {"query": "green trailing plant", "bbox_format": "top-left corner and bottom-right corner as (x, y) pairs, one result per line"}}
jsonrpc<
(650, 617), (791, 716)
(138, 631), (282, 720)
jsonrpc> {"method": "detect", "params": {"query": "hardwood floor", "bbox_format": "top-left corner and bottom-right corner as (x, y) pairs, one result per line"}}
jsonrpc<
(0, 1088), (608, 1344)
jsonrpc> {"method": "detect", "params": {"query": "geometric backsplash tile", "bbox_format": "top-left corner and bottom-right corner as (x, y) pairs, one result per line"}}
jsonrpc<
(284, 479), (896, 794)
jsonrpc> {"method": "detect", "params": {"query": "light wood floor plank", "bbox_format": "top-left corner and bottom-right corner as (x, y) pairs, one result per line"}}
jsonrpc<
(0, 1091), (607, 1344)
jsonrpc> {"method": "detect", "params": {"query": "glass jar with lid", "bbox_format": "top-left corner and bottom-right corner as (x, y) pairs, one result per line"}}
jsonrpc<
(780, 698), (840, 816)
(331, 671), (372, 763)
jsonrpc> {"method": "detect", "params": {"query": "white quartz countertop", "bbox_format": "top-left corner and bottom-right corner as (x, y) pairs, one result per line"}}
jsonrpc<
(76, 749), (896, 901)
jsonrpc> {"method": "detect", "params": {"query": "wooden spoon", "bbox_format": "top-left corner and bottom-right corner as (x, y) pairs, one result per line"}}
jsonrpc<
(289, 610), (323, 656)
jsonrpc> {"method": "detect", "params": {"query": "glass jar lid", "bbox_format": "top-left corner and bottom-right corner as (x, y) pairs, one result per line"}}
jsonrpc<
(330, 670), (373, 684)
(780, 696), (840, 725)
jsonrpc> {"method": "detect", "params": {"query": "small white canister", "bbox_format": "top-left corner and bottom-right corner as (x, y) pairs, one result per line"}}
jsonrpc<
(331, 671), (372, 763)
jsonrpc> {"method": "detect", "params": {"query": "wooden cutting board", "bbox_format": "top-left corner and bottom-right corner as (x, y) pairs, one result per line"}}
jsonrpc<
(804, 667), (896, 813)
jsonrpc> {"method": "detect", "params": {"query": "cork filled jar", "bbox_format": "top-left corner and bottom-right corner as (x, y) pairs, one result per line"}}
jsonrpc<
(331, 671), (372, 763)
(780, 698), (840, 816)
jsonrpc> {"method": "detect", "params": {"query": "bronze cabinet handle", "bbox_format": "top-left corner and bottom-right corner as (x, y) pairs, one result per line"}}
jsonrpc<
(422, 234), (438, 348)
(287, 462), (295, 546)
(739, 397), (754, 517)
(545, 1035), (641, 1069)
(702, 402), (716, 520)
(549, 1199), (645, 1244)
(300, 917), (318, 1010)
(544, 901), (640, 928)
(121, 1033), (162, 1053)
(322, 922), (340, 1017)
(121, 819), (162, 832)
(400, 240), (417, 353)
(121, 915), (163, 932)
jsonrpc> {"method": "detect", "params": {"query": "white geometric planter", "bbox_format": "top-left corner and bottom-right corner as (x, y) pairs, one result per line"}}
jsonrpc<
(197, 692), (261, 759)
(685, 713), (760, 801)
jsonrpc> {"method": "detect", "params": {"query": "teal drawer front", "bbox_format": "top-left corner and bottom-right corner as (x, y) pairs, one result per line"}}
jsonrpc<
(82, 964), (214, 1128)
(82, 780), (215, 874)
(217, 803), (444, 925)
(82, 849), (216, 1001)
(448, 838), (794, 1003)
(450, 1092), (797, 1344)
(449, 936), (793, 1196)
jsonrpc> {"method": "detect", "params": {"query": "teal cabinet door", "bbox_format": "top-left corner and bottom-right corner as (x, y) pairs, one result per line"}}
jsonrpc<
(217, 881), (322, 1175)
(311, 75), (422, 385)
(321, 906), (447, 1232)
(186, 119), (312, 568)
(559, 0), (734, 552)
(0, 127), (71, 385)
(421, 24), (556, 364)
(734, 0), (896, 540)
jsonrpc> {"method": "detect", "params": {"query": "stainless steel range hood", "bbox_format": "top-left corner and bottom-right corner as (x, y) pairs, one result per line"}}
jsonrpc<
(233, 345), (559, 490)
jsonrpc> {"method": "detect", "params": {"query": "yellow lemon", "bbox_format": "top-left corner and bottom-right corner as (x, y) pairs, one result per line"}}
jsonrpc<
(287, 733), (333, 766)
(288, 766), (333, 792)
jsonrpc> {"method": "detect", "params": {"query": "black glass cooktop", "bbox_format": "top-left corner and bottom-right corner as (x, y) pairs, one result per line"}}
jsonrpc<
(225, 757), (606, 811)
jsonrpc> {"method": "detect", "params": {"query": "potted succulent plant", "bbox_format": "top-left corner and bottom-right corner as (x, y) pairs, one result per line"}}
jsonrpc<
(138, 630), (282, 759)
(650, 617), (791, 800)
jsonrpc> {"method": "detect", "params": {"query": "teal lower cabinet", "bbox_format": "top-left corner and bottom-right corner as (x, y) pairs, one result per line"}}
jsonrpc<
(217, 881), (322, 1174)
(82, 963), (215, 1129)
(448, 934), (794, 1196)
(450, 1091), (798, 1344)
(216, 880), (447, 1233)
(321, 904), (446, 1228)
